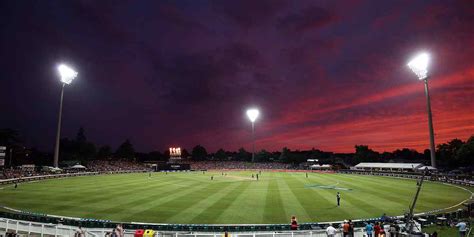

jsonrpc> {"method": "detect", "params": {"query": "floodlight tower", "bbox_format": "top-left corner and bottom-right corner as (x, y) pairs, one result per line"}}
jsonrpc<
(53, 64), (78, 168)
(246, 108), (260, 162)
(407, 53), (436, 168)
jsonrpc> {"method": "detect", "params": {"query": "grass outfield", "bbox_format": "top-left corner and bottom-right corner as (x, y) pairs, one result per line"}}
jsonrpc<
(0, 171), (471, 224)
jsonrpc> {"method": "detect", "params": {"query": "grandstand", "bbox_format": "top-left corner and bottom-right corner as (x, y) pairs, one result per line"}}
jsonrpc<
(352, 162), (426, 172)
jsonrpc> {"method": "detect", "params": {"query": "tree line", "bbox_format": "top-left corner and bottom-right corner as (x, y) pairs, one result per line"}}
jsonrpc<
(0, 127), (472, 169)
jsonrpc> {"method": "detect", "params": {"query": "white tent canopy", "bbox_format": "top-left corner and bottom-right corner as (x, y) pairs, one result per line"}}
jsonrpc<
(354, 162), (423, 171)
(310, 164), (332, 169)
(70, 164), (86, 169)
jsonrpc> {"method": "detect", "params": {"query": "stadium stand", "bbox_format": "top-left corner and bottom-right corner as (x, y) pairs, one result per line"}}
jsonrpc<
(352, 162), (425, 172)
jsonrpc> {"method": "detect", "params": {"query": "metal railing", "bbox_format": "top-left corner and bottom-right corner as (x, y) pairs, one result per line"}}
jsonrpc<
(0, 217), (371, 237)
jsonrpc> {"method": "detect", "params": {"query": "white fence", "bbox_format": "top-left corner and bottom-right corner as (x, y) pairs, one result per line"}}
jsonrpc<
(0, 218), (373, 237)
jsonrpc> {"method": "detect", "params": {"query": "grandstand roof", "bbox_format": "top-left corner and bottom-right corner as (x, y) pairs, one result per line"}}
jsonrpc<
(354, 162), (423, 169)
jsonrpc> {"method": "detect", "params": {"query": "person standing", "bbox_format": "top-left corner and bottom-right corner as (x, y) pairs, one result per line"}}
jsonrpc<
(74, 226), (86, 237)
(290, 216), (298, 230)
(374, 222), (381, 237)
(326, 224), (337, 237)
(336, 192), (341, 206)
(342, 220), (350, 237)
(348, 220), (354, 237)
(306, 173), (308, 178)
(256, 174), (259, 180)
(116, 224), (124, 237)
(365, 222), (373, 237)
(455, 221), (467, 237)
(389, 223), (398, 237)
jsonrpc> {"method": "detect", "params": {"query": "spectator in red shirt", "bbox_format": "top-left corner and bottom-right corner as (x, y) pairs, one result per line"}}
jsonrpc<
(290, 216), (298, 230)
(374, 222), (381, 237)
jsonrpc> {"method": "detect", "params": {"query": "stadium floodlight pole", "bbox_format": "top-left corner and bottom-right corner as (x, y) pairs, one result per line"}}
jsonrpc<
(53, 64), (78, 168)
(407, 52), (436, 168)
(246, 108), (260, 162)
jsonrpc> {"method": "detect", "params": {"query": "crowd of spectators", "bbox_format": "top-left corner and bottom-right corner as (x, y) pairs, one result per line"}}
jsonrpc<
(86, 160), (147, 172)
(0, 160), (148, 179)
(1, 168), (41, 179)
(179, 161), (292, 170)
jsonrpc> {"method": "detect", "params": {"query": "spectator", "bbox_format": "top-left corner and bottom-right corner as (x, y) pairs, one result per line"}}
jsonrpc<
(290, 215), (298, 230)
(74, 226), (86, 237)
(379, 224), (386, 237)
(115, 224), (124, 237)
(365, 222), (373, 237)
(326, 224), (337, 237)
(389, 223), (398, 237)
(455, 221), (467, 237)
(374, 222), (381, 237)
(342, 220), (350, 237)
(348, 219), (354, 237)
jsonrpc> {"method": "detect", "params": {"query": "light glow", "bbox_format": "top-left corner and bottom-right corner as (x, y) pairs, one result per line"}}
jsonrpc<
(246, 108), (260, 123)
(57, 64), (78, 84)
(407, 52), (430, 80)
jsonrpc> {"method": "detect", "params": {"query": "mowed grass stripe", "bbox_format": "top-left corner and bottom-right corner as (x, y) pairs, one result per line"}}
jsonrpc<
(278, 175), (311, 221)
(151, 181), (243, 222)
(216, 180), (267, 224)
(166, 181), (243, 223)
(263, 178), (286, 223)
(191, 181), (252, 223)
(122, 182), (215, 222)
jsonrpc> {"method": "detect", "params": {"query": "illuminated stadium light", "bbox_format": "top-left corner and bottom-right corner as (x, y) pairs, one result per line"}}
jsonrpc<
(57, 64), (78, 84)
(407, 53), (430, 80)
(246, 108), (259, 122)
(407, 52), (436, 168)
(53, 63), (78, 168)
(246, 108), (259, 162)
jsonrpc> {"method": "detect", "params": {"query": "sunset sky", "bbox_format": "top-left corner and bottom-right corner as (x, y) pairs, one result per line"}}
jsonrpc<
(1, 0), (473, 153)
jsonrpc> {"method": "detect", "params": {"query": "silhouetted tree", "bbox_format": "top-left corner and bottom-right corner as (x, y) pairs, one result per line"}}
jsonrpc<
(215, 148), (227, 161)
(97, 145), (112, 159)
(181, 148), (190, 159)
(354, 145), (379, 162)
(148, 151), (167, 162)
(191, 145), (208, 161)
(0, 128), (21, 145)
(279, 147), (291, 163)
(76, 127), (87, 143)
(236, 148), (251, 161)
(255, 149), (271, 162)
(75, 127), (96, 160)
(437, 138), (464, 166)
(455, 135), (473, 166)
(115, 139), (135, 160)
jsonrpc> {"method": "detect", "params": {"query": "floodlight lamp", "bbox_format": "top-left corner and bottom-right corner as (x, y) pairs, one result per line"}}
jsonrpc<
(246, 108), (259, 122)
(407, 53), (430, 80)
(57, 64), (78, 84)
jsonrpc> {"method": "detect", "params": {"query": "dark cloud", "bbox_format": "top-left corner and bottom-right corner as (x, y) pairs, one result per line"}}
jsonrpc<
(211, 0), (288, 28)
(277, 6), (337, 33)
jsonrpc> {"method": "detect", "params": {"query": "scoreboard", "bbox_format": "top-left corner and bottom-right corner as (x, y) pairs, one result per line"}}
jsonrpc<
(0, 146), (5, 167)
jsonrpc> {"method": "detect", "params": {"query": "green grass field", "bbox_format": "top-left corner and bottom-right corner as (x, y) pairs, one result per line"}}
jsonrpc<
(0, 171), (471, 224)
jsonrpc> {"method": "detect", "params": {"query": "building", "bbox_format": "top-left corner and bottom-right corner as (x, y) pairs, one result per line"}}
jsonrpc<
(352, 162), (423, 172)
